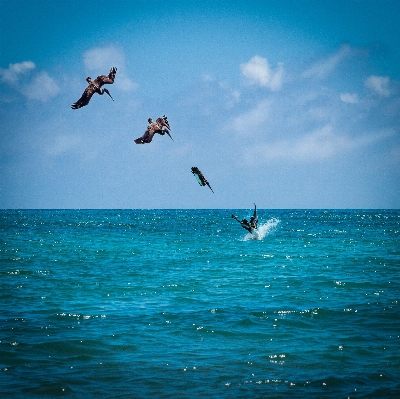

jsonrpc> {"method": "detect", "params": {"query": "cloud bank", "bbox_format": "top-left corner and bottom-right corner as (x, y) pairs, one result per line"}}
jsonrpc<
(0, 61), (59, 101)
(0, 61), (35, 83)
(340, 93), (359, 103)
(83, 46), (138, 91)
(240, 56), (284, 91)
(23, 72), (60, 101)
(302, 44), (353, 80)
(365, 75), (391, 97)
(244, 126), (395, 164)
(231, 45), (399, 167)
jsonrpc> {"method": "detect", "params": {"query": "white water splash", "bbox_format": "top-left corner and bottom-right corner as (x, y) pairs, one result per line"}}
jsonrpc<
(242, 218), (280, 241)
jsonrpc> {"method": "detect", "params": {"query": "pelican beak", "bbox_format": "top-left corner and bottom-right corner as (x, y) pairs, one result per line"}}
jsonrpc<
(104, 88), (114, 101)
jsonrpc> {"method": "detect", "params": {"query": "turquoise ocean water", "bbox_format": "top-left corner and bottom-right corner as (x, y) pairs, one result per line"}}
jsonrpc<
(1, 209), (399, 398)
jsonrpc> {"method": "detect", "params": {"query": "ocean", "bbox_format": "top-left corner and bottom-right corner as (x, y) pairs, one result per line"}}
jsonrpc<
(1, 209), (399, 398)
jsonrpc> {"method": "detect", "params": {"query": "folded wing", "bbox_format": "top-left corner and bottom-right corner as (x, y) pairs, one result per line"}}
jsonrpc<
(71, 85), (97, 109)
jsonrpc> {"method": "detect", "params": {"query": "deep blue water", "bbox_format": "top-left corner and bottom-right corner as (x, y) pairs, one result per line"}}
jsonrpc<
(1, 209), (399, 398)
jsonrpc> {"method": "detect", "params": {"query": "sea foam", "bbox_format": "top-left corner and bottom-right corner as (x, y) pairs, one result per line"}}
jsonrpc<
(243, 217), (280, 241)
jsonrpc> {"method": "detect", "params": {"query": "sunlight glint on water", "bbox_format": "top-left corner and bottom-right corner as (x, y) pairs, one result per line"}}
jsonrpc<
(0, 209), (399, 398)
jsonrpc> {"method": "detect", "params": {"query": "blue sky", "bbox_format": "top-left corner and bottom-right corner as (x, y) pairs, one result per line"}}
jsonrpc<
(1, 0), (399, 209)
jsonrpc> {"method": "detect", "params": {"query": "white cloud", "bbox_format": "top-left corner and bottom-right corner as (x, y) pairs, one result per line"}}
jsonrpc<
(83, 45), (137, 91)
(23, 71), (60, 101)
(115, 75), (138, 91)
(218, 81), (241, 108)
(0, 61), (36, 83)
(0, 61), (59, 102)
(244, 125), (394, 164)
(240, 56), (284, 91)
(83, 46), (121, 71)
(201, 73), (214, 82)
(302, 44), (352, 80)
(340, 92), (359, 103)
(230, 99), (272, 135)
(365, 75), (391, 96)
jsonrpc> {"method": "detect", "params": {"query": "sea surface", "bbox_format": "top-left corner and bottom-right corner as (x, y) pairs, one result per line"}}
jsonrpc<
(1, 209), (399, 398)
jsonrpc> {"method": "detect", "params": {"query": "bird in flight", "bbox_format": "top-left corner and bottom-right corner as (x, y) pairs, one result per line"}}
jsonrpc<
(191, 167), (214, 193)
(134, 115), (173, 144)
(71, 67), (117, 109)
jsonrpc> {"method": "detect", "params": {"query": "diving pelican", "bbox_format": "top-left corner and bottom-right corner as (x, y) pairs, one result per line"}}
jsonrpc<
(191, 167), (214, 193)
(71, 67), (117, 109)
(134, 115), (173, 144)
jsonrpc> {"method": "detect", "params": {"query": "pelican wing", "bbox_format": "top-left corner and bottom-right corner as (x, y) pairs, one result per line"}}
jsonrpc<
(94, 67), (117, 87)
(134, 122), (162, 144)
(191, 167), (205, 185)
(134, 129), (156, 144)
(71, 85), (97, 109)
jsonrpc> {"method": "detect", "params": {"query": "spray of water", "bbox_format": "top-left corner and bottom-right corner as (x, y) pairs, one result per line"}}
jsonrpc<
(242, 218), (280, 241)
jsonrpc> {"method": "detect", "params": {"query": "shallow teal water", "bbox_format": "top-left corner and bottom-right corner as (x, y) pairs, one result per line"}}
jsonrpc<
(1, 209), (399, 398)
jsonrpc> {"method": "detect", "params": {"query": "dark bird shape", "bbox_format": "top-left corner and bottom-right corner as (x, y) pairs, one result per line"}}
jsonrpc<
(191, 167), (214, 193)
(71, 67), (117, 109)
(134, 115), (173, 144)
(231, 203), (258, 233)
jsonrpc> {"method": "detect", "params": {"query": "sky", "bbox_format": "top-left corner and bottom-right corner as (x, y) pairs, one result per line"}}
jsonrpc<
(1, 0), (399, 209)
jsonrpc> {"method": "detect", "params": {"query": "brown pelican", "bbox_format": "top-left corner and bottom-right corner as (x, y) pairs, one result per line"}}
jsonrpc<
(134, 115), (173, 144)
(231, 204), (258, 233)
(191, 167), (214, 193)
(71, 67), (117, 109)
